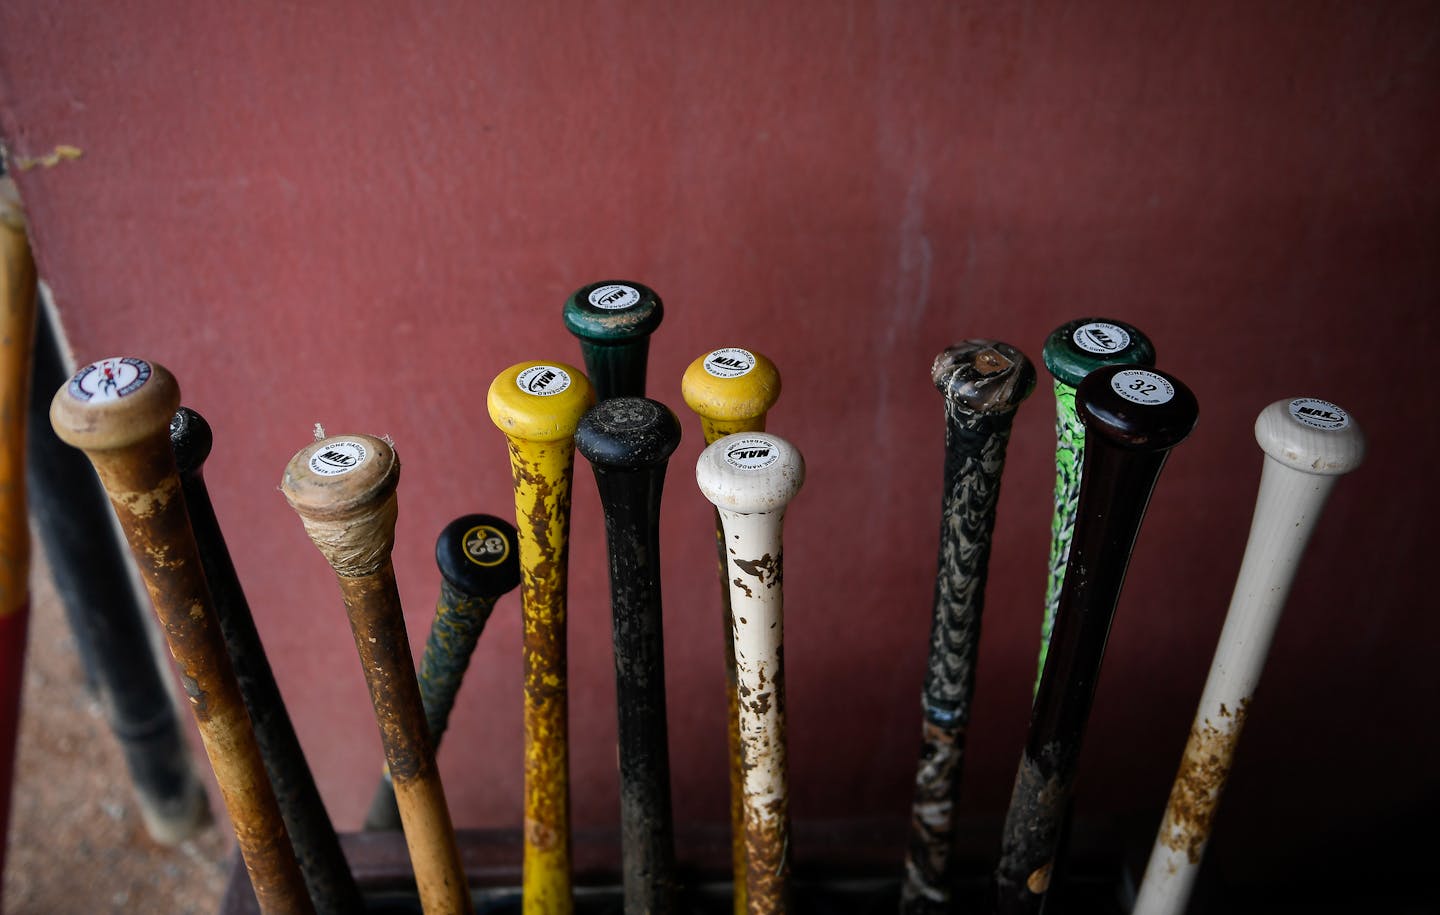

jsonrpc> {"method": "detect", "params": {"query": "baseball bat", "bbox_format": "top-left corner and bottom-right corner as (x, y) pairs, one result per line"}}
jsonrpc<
(171, 407), (363, 914)
(900, 341), (1036, 913)
(487, 361), (595, 915)
(1132, 398), (1365, 915)
(363, 514), (521, 832)
(562, 280), (664, 400)
(1035, 318), (1155, 693)
(993, 364), (1197, 915)
(696, 431), (805, 915)
(0, 175), (37, 893)
(681, 346), (781, 915)
(50, 358), (314, 915)
(25, 296), (208, 845)
(575, 397), (683, 914)
(281, 434), (471, 915)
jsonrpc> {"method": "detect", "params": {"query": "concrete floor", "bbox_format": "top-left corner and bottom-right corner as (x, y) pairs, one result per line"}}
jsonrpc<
(2, 547), (229, 914)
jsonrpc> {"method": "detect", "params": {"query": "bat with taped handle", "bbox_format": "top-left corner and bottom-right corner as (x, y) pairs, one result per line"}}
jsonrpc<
(562, 280), (664, 400)
(681, 346), (781, 915)
(993, 364), (1197, 914)
(363, 514), (521, 832)
(1132, 397), (1365, 915)
(696, 431), (805, 915)
(51, 358), (314, 915)
(576, 397), (683, 914)
(281, 434), (470, 915)
(900, 341), (1035, 913)
(171, 407), (363, 914)
(1035, 318), (1154, 693)
(487, 361), (595, 915)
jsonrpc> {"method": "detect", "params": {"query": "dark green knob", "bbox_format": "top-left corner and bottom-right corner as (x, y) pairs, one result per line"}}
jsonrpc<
(1041, 318), (1155, 388)
(562, 280), (665, 400)
(169, 406), (212, 474)
(436, 514), (521, 599)
(1076, 365), (1198, 451)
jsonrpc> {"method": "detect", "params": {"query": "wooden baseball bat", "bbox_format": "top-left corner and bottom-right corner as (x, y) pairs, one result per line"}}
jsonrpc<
(575, 397), (683, 914)
(900, 341), (1035, 913)
(992, 364), (1197, 915)
(562, 280), (664, 400)
(25, 299), (208, 845)
(0, 175), (37, 894)
(171, 407), (363, 914)
(696, 432), (805, 915)
(681, 346), (781, 915)
(364, 514), (521, 832)
(51, 358), (314, 915)
(1132, 398), (1365, 915)
(281, 434), (470, 915)
(487, 361), (595, 915)
(1035, 318), (1155, 693)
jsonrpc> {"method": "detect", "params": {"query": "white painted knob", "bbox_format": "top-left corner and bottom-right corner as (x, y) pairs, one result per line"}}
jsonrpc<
(1255, 397), (1365, 476)
(695, 432), (805, 514)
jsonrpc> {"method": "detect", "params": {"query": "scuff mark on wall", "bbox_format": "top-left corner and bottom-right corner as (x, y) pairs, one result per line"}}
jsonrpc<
(11, 145), (84, 171)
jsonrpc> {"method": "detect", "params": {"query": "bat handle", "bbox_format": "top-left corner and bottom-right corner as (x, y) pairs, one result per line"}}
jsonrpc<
(172, 407), (362, 914)
(697, 432), (805, 915)
(282, 434), (472, 915)
(681, 346), (781, 915)
(1134, 399), (1364, 915)
(995, 365), (1197, 915)
(577, 397), (683, 914)
(562, 280), (664, 400)
(1037, 317), (1156, 693)
(902, 341), (1034, 913)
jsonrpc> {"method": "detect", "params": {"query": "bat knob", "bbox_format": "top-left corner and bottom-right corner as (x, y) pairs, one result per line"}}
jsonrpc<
(562, 281), (664, 347)
(435, 514), (521, 599)
(1254, 398), (1365, 476)
(575, 397), (683, 471)
(169, 406), (213, 475)
(487, 360), (595, 442)
(1076, 364), (1199, 451)
(931, 340), (1036, 414)
(1042, 317), (1156, 386)
(681, 348), (781, 425)
(696, 432), (805, 514)
(281, 434), (400, 577)
(50, 357), (179, 452)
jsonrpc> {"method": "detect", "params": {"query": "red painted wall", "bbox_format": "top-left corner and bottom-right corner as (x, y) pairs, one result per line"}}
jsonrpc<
(3, 0), (1436, 886)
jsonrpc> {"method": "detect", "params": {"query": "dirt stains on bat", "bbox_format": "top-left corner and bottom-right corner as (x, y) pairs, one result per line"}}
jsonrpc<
(734, 552), (782, 589)
(1158, 698), (1251, 865)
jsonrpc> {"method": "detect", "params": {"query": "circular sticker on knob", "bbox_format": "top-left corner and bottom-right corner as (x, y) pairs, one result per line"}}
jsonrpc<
(516, 365), (573, 397)
(68, 357), (152, 403)
(1072, 322), (1131, 355)
(309, 440), (368, 476)
(1110, 369), (1174, 406)
(1288, 398), (1349, 431)
(462, 524), (511, 567)
(703, 348), (756, 379)
(723, 436), (780, 471)
(587, 284), (641, 310)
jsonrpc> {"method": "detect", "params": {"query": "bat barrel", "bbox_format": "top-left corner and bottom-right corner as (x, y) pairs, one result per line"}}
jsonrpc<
(1036, 318), (1156, 691)
(576, 397), (683, 914)
(562, 280), (664, 400)
(697, 432), (805, 915)
(901, 340), (1034, 913)
(995, 364), (1197, 915)
(1133, 398), (1364, 915)
(51, 359), (314, 915)
(682, 346), (782, 915)
(282, 434), (471, 915)
(171, 408), (362, 914)
(488, 361), (594, 915)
